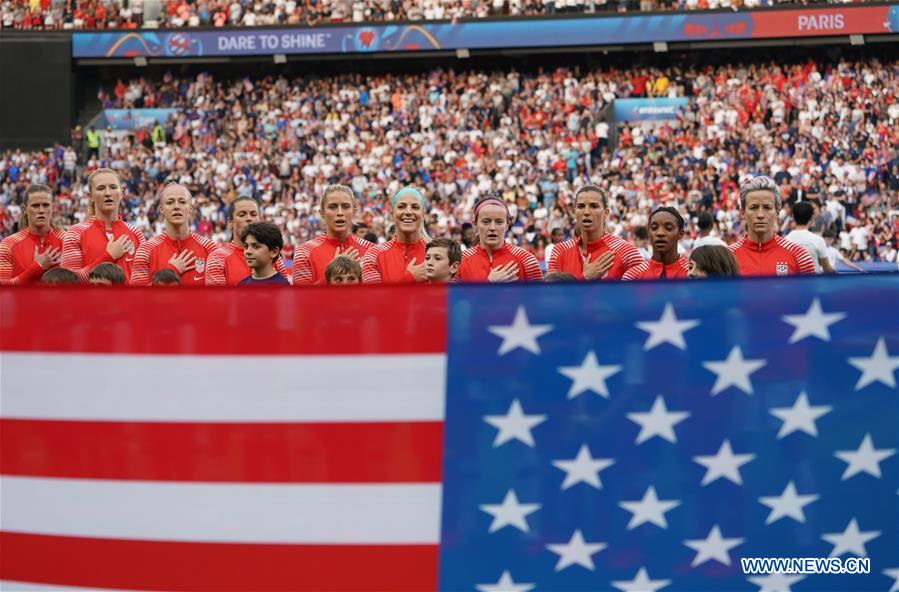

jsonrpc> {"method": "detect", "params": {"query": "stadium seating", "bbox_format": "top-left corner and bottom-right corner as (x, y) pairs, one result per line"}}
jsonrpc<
(1, 58), (897, 265)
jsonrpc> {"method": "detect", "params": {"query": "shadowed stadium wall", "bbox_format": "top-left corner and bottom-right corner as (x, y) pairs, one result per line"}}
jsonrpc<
(0, 33), (73, 151)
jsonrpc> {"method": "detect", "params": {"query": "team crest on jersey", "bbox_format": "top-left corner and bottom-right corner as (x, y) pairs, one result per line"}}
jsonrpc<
(194, 258), (205, 273)
(105, 232), (115, 242)
(776, 262), (789, 276)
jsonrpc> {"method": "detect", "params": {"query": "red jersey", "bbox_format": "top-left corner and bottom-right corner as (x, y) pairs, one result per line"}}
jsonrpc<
(457, 243), (544, 282)
(622, 256), (690, 280)
(61, 217), (144, 283)
(205, 242), (290, 286)
(0, 227), (65, 285)
(547, 234), (644, 280)
(361, 238), (427, 284)
(292, 234), (374, 286)
(729, 235), (816, 277)
(130, 231), (217, 287)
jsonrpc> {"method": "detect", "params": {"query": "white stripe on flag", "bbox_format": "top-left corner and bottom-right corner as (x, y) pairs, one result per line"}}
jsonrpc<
(0, 353), (445, 422)
(1, 476), (441, 544)
(0, 581), (137, 591)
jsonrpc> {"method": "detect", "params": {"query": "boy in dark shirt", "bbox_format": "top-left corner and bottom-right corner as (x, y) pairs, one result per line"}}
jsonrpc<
(238, 222), (290, 286)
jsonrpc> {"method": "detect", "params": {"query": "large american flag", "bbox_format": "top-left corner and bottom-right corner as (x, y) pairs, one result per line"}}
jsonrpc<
(1, 276), (897, 591)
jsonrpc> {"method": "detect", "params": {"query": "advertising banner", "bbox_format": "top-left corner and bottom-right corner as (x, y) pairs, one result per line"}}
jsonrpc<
(613, 98), (689, 122)
(72, 4), (899, 59)
(100, 108), (180, 130)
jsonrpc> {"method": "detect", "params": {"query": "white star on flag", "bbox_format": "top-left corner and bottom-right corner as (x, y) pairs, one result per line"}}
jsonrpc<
(758, 481), (819, 525)
(821, 518), (881, 557)
(747, 572), (805, 592)
(636, 303), (700, 350)
(883, 567), (899, 592)
(488, 305), (554, 356)
(693, 439), (756, 486)
(552, 444), (615, 490)
(626, 395), (690, 444)
(834, 433), (896, 480)
(848, 336), (899, 390)
(545, 529), (607, 571)
(475, 571), (535, 592)
(611, 567), (671, 592)
(703, 346), (767, 396)
(683, 525), (744, 567)
(769, 392), (832, 439)
(619, 486), (681, 530)
(483, 399), (546, 448)
(557, 350), (622, 399)
(781, 297), (846, 343)
(479, 489), (541, 534)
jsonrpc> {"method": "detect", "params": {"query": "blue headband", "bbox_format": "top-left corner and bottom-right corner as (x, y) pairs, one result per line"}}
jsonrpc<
(392, 187), (425, 208)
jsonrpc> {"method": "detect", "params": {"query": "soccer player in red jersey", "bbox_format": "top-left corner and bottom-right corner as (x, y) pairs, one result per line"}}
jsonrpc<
(293, 184), (373, 286)
(623, 207), (689, 280)
(0, 184), (64, 285)
(728, 176), (816, 276)
(61, 168), (144, 283)
(547, 185), (643, 280)
(361, 187), (429, 284)
(130, 183), (216, 286)
(205, 196), (289, 286)
(457, 195), (543, 282)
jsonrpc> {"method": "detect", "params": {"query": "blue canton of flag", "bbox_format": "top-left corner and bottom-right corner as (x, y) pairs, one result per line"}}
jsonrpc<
(440, 276), (899, 592)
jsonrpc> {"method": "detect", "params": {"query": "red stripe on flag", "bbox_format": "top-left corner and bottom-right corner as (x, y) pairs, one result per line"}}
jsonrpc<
(0, 285), (447, 355)
(0, 532), (438, 591)
(1, 419), (443, 483)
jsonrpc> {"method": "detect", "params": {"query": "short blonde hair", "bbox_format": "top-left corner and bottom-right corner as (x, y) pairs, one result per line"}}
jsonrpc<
(739, 175), (782, 210)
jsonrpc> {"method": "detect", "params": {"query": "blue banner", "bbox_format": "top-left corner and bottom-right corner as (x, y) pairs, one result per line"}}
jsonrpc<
(71, 4), (899, 59)
(613, 98), (689, 122)
(441, 275), (898, 590)
(100, 108), (180, 130)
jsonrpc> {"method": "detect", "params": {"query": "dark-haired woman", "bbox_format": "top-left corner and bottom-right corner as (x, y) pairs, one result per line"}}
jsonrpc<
(0, 185), (64, 285)
(623, 207), (689, 280)
(547, 185), (643, 280)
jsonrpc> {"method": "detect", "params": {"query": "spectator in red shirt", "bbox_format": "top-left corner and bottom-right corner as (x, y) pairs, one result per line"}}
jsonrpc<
(547, 185), (643, 280)
(361, 187), (429, 284)
(293, 184), (373, 286)
(729, 176), (816, 276)
(457, 195), (543, 282)
(0, 184), (64, 285)
(130, 183), (217, 286)
(623, 207), (689, 280)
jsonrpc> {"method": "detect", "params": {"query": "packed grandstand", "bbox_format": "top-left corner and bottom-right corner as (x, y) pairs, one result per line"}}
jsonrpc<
(1, 53), (897, 269)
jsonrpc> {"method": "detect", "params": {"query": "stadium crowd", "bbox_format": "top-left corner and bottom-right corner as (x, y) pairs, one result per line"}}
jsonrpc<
(1, 56), (898, 285)
(1, 0), (857, 30)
